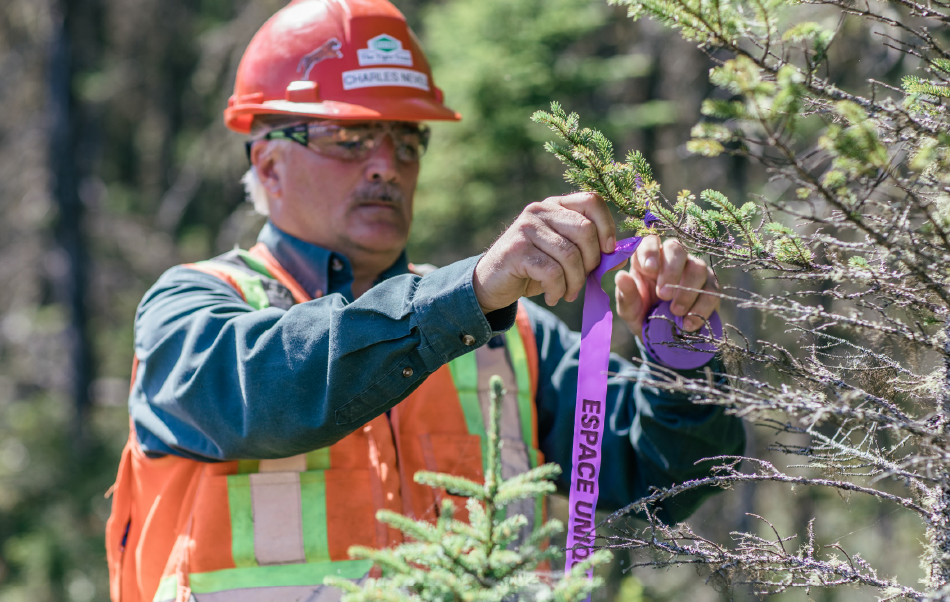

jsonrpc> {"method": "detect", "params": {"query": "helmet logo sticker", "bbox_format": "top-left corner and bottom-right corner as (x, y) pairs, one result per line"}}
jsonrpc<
(357, 34), (413, 67)
(297, 38), (344, 80)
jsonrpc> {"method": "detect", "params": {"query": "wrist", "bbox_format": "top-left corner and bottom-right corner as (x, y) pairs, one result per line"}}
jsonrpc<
(472, 257), (498, 313)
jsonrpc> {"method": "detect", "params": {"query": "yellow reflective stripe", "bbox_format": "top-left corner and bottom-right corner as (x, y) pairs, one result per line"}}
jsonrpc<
(226, 474), (258, 568)
(152, 559), (373, 598)
(306, 448), (331, 470)
(447, 352), (488, 461)
(236, 459), (259, 474)
(192, 559), (372, 592)
(193, 261), (271, 310)
(504, 322), (535, 465)
(235, 249), (275, 280)
(299, 471), (331, 563)
(153, 575), (177, 602)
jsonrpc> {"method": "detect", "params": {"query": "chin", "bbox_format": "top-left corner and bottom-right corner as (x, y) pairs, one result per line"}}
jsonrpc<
(349, 233), (408, 256)
(348, 222), (408, 249)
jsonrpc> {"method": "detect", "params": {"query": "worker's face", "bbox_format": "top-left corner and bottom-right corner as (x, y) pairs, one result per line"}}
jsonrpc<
(251, 121), (422, 262)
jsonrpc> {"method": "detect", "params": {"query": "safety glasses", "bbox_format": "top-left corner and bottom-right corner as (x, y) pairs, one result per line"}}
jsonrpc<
(245, 121), (431, 163)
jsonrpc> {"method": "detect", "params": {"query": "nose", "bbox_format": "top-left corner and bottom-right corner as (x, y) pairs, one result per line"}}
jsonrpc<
(364, 134), (400, 184)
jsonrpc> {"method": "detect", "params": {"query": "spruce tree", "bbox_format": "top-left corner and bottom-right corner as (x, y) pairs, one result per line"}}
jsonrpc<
(535, 0), (950, 597)
(325, 376), (611, 602)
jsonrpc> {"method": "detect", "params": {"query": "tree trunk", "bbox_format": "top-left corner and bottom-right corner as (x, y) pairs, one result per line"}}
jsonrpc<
(49, 0), (92, 443)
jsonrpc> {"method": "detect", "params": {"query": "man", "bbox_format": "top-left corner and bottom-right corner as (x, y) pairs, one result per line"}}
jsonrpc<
(105, 1), (744, 601)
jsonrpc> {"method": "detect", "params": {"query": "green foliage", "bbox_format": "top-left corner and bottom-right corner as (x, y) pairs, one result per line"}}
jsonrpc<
(608, 0), (785, 46)
(532, 102), (658, 234)
(324, 376), (611, 602)
(902, 76), (950, 99)
(532, 103), (826, 265)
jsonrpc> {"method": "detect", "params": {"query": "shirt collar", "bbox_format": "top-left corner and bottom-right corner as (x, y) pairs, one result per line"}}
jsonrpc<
(257, 221), (410, 301)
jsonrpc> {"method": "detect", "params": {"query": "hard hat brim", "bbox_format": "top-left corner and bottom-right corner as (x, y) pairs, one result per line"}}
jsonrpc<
(225, 97), (461, 135)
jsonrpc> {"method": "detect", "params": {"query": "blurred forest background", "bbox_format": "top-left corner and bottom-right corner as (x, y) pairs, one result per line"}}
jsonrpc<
(0, 0), (927, 600)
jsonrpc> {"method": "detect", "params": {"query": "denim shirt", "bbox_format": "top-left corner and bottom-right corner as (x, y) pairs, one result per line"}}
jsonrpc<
(130, 221), (744, 521)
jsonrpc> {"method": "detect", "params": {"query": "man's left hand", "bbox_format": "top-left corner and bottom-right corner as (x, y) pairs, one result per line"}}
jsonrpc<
(614, 235), (720, 335)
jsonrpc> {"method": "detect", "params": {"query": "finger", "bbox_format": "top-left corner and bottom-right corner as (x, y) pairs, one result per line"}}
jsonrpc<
(605, 257), (629, 274)
(615, 270), (642, 331)
(530, 200), (603, 276)
(632, 235), (661, 279)
(670, 257), (708, 317)
(656, 239), (688, 301)
(552, 192), (617, 253)
(524, 219), (588, 302)
(683, 267), (721, 332)
(616, 266), (654, 334)
(521, 251), (568, 307)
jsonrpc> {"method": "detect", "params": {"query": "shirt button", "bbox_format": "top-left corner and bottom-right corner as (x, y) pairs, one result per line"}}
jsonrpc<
(461, 334), (476, 346)
(402, 367), (414, 378)
(331, 258), (344, 271)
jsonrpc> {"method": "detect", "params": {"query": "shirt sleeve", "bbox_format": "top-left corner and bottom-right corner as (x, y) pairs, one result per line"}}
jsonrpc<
(523, 299), (745, 523)
(130, 256), (516, 461)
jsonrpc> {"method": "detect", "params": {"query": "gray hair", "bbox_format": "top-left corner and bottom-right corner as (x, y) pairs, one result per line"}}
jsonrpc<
(242, 115), (310, 216)
(241, 167), (270, 216)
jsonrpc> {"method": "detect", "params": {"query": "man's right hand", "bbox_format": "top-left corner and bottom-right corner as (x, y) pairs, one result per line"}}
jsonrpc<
(473, 193), (617, 313)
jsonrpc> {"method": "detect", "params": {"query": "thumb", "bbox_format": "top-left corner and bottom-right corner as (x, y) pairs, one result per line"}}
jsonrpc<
(615, 269), (645, 334)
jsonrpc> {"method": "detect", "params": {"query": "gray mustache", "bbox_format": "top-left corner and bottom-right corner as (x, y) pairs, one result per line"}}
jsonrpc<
(353, 182), (405, 204)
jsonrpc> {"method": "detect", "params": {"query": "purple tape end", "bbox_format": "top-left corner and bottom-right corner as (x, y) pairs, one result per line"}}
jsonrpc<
(641, 301), (723, 370)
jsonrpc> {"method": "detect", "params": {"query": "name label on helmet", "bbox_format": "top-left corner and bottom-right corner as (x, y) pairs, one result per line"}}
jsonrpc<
(357, 34), (413, 67)
(342, 68), (429, 91)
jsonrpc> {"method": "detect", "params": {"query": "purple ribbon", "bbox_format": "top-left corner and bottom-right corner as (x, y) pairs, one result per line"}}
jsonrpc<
(563, 227), (722, 590)
(564, 236), (643, 579)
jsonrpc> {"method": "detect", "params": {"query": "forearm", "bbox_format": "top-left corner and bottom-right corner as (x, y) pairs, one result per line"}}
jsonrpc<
(131, 257), (515, 461)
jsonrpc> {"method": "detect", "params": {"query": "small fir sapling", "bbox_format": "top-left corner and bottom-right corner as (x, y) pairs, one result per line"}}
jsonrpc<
(535, 0), (950, 597)
(324, 375), (612, 602)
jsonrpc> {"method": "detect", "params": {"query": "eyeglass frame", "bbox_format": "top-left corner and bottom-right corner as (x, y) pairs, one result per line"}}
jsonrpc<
(244, 120), (431, 164)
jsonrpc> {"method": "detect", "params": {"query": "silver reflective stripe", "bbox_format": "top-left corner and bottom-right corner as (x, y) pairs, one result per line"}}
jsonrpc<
(191, 578), (367, 602)
(499, 438), (535, 546)
(249, 472), (306, 565)
(474, 343), (534, 545)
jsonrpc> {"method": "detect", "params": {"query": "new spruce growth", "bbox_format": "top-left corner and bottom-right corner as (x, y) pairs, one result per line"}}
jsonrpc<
(532, 103), (659, 235)
(324, 375), (611, 602)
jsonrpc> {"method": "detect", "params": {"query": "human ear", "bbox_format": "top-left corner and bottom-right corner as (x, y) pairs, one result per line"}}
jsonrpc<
(250, 140), (283, 201)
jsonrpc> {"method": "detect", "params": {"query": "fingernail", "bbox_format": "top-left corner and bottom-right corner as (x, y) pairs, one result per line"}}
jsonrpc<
(671, 302), (686, 315)
(684, 317), (699, 331)
(606, 236), (616, 253)
(644, 257), (657, 271)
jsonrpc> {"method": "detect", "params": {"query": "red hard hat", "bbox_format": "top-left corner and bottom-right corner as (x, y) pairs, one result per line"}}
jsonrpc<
(224, 0), (461, 134)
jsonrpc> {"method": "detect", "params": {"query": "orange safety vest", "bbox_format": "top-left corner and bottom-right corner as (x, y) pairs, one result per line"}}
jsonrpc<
(106, 244), (543, 602)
